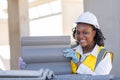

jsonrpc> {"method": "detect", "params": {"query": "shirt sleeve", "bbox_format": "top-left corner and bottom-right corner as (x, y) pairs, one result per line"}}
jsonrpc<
(93, 53), (112, 75)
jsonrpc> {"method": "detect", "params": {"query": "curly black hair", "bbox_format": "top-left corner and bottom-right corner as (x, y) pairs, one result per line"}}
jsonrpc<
(72, 26), (105, 46)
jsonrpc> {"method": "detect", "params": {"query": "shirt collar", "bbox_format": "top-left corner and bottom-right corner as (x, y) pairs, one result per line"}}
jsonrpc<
(73, 44), (99, 57)
(90, 44), (99, 57)
(73, 45), (83, 55)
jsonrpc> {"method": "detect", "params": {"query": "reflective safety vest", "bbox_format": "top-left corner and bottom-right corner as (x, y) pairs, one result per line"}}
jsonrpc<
(70, 46), (113, 74)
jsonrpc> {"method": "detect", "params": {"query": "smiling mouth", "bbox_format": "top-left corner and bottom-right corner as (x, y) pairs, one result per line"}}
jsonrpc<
(80, 40), (86, 43)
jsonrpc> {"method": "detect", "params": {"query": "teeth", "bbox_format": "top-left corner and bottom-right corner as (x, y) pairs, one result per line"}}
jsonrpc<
(80, 40), (86, 43)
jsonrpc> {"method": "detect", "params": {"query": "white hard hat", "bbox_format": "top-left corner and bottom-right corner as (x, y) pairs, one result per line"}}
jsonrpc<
(75, 11), (100, 29)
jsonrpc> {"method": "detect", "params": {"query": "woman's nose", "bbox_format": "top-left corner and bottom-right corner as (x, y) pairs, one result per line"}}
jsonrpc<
(79, 33), (84, 39)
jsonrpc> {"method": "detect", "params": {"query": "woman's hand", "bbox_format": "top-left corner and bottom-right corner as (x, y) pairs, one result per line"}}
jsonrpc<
(18, 57), (26, 69)
(63, 48), (79, 63)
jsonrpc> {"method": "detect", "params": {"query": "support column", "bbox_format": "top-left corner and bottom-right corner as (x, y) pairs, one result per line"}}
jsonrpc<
(61, 0), (83, 40)
(84, 0), (120, 76)
(7, 0), (29, 69)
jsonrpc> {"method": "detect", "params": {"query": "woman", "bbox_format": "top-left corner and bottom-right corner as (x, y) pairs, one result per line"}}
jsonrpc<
(63, 12), (113, 75)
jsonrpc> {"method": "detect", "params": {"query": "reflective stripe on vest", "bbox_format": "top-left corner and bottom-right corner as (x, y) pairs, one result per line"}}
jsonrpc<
(102, 50), (114, 63)
(70, 46), (103, 74)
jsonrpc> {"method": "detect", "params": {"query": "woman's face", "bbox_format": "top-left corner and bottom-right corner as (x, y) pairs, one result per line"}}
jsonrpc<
(75, 23), (96, 48)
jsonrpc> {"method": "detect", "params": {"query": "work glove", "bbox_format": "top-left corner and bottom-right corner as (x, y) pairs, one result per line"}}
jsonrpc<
(38, 68), (55, 80)
(18, 57), (26, 69)
(42, 69), (55, 80)
(63, 48), (79, 63)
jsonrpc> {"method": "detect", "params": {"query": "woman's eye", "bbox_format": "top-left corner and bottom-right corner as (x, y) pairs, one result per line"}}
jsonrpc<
(83, 32), (89, 35)
(76, 31), (89, 35)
